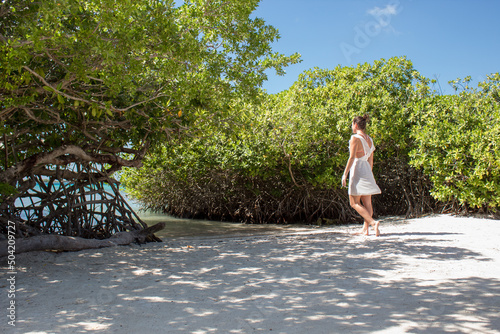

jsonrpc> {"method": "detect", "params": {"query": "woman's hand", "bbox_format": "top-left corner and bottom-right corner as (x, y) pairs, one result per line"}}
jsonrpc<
(341, 174), (347, 188)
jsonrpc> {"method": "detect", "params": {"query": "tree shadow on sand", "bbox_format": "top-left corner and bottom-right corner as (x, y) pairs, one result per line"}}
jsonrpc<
(8, 229), (500, 333)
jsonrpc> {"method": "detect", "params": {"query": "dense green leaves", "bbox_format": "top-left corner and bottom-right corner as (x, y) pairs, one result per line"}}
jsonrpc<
(410, 74), (500, 209)
(3, 0), (497, 222)
(122, 57), (443, 222)
(0, 0), (299, 183)
(123, 57), (500, 222)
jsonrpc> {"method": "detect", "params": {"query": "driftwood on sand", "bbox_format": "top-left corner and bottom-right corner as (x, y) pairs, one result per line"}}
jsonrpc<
(0, 222), (165, 257)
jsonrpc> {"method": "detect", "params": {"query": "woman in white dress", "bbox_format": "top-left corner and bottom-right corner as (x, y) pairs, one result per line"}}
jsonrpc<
(341, 115), (381, 236)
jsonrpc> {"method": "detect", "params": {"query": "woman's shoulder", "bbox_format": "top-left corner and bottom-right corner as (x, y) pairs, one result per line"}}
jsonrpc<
(352, 134), (375, 148)
(350, 134), (363, 141)
(349, 135), (362, 146)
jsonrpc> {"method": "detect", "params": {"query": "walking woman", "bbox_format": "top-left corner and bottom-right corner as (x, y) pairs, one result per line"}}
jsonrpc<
(341, 115), (381, 236)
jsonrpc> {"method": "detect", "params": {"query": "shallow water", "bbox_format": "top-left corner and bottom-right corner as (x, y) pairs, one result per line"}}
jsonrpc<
(15, 183), (333, 238)
(136, 209), (318, 239)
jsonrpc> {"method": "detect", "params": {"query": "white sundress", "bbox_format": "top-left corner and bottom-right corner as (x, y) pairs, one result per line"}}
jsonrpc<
(348, 134), (381, 196)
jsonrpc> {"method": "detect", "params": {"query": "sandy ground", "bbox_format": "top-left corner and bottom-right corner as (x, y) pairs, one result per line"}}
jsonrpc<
(2, 214), (500, 334)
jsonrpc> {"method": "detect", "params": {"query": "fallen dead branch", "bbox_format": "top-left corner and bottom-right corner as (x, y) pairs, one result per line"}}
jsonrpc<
(0, 222), (165, 256)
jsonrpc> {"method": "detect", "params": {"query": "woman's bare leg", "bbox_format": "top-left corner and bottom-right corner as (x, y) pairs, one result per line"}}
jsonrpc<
(360, 196), (372, 235)
(361, 195), (380, 236)
(350, 195), (376, 235)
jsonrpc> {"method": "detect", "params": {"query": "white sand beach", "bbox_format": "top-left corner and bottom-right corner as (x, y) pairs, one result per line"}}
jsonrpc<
(2, 214), (500, 333)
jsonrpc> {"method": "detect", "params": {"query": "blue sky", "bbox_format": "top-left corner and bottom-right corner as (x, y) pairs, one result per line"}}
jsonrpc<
(253, 0), (500, 94)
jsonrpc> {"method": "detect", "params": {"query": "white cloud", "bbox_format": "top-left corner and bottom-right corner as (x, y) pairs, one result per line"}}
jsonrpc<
(367, 4), (399, 18)
(366, 2), (401, 30)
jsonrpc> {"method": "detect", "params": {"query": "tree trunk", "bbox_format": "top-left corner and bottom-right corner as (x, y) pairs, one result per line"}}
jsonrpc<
(0, 222), (165, 257)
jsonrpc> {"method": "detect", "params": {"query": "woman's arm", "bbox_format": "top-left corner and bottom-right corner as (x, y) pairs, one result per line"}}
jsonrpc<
(368, 152), (374, 169)
(342, 138), (359, 187)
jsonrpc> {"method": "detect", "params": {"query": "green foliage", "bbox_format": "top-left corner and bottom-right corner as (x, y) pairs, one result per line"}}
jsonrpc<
(266, 57), (430, 187)
(410, 74), (500, 210)
(123, 57), (439, 223)
(0, 0), (300, 178)
(0, 182), (18, 201)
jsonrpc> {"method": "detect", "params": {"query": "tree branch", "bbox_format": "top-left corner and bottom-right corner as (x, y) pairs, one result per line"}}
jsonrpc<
(22, 65), (167, 114)
(22, 107), (62, 124)
(0, 223), (165, 256)
(0, 145), (143, 184)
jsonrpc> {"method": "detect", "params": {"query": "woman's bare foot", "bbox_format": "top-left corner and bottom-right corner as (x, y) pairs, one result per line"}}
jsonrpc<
(350, 226), (369, 236)
(371, 221), (380, 236)
(350, 222), (369, 236)
(363, 222), (369, 236)
(350, 229), (366, 236)
(353, 221), (380, 236)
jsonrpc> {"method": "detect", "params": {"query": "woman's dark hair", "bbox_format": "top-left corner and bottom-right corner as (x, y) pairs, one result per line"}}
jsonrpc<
(353, 114), (370, 130)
